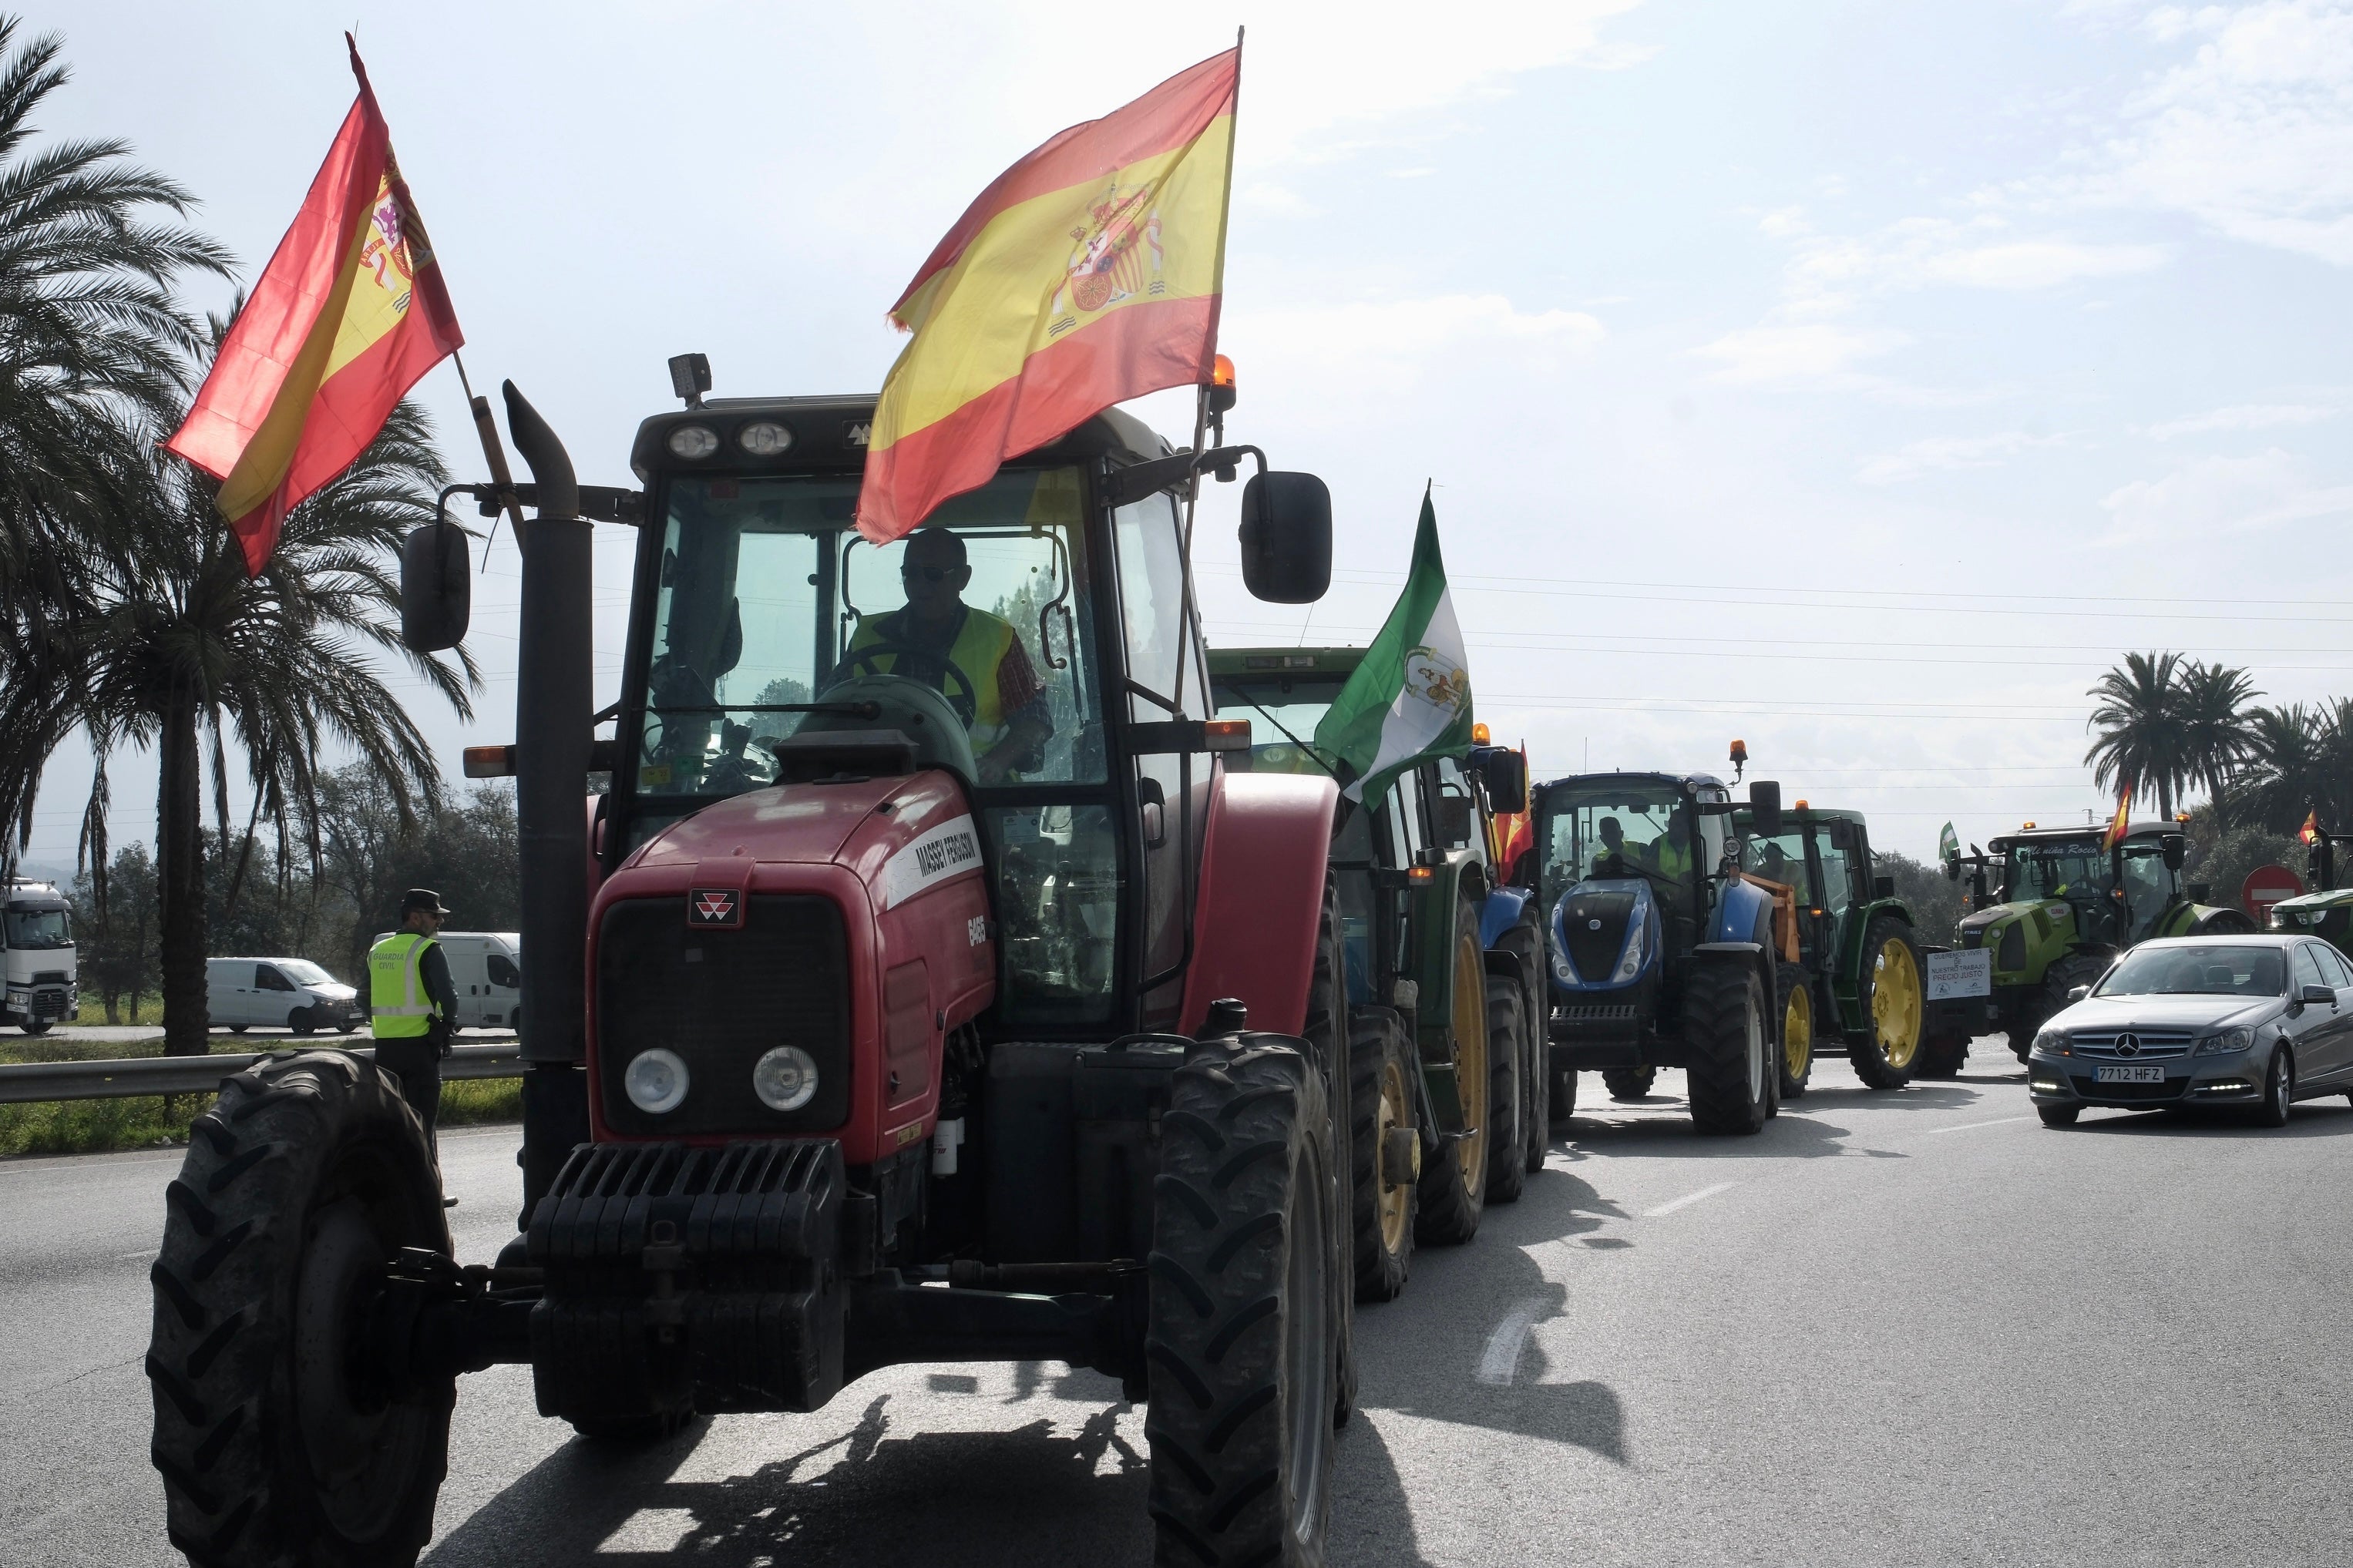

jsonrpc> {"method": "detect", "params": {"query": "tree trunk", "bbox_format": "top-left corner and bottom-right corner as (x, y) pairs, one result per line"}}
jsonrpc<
(157, 683), (209, 1058)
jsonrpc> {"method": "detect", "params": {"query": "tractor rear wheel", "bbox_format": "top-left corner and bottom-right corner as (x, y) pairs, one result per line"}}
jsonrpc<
(1147, 1038), (1339, 1568)
(1849, 917), (1924, 1090)
(1774, 961), (1813, 1100)
(1301, 878), (1355, 1422)
(147, 1049), (451, 1568)
(1346, 1005), (1417, 1303)
(1415, 894), (1490, 1245)
(1550, 1066), (1578, 1123)
(1913, 1030), (1970, 1079)
(1603, 1067), (1656, 1101)
(1684, 963), (1770, 1136)
(1483, 983), (1528, 1205)
(1492, 912), (1551, 1174)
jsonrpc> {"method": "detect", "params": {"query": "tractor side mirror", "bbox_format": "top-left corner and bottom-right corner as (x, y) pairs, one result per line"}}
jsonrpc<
(2163, 835), (2186, 871)
(1238, 471), (1332, 603)
(1874, 875), (1895, 900)
(400, 519), (471, 652)
(1945, 858), (1962, 883)
(1748, 781), (1783, 838)
(1435, 793), (1475, 848)
(1475, 747), (1528, 814)
(2187, 881), (2210, 903)
(1827, 819), (1858, 852)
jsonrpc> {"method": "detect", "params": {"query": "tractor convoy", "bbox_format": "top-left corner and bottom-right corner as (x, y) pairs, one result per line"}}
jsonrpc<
(139, 368), (2260, 1568)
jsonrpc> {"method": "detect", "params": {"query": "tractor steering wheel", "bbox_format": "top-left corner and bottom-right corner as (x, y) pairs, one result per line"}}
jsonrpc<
(838, 641), (980, 727)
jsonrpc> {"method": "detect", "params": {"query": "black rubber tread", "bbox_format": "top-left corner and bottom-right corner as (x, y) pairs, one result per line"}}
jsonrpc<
(1299, 877), (1356, 1429)
(1773, 960), (1813, 1100)
(2252, 1047), (2294, 1128)
(1492, 915), (1549, 1173)
(2007, 1026), (2037, 1064)
(1549, 1068), (1578, 1124)
(21, 1016), (51, 1035)
(148, 1049), (452, 1568)
(2037, 1104), (2079, 1127)
(1413, 894), (1488, 1247)
(1346, 1005), (1416, 1303)
(289, 1009), (316, 1037)
(1146, 1040), (1336, 1568)
(1912, 1031), (1970, 1079)
(1482, 984), (1528, 1204)
(1602, 1067), (1656, 1101)
(1848, 916), (1922, 1090)
(1683, 963), (1769, 1136)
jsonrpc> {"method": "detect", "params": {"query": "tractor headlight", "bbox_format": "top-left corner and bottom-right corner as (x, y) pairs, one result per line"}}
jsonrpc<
(665, 424), (720, 460)
(2197, 1026), (2254, 1056)
(752, 1045), (820, 1112)
(1613, 920), (1645, 982)
(624, 1048), (690, 1113)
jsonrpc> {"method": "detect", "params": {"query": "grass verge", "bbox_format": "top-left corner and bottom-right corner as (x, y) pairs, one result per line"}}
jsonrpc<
(0, 1073), (520, 1158)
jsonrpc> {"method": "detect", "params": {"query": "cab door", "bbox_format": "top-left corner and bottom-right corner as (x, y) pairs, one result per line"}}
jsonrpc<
(1111, 489), (1202, 1026)
(2292, 942), (2349, 1083)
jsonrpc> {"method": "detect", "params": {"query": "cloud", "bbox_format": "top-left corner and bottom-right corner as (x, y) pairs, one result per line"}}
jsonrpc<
(2097, 447), (2353, 539)
(1856, 431), (2062, 485)
(1693, 321), (1909, 387)
(2145, 401), (2345, 438)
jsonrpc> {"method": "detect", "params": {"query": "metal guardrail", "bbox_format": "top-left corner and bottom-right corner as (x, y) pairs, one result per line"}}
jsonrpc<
(0, 1043), (524, 1104)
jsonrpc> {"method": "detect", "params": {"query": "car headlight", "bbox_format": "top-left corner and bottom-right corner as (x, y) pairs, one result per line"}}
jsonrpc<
(1613, 919), (1645, 982)
(2197, 1026), (2255, 1056)
(752, 1045), (819, 1112)
(2032, 1027), (2067, 1055)
(624, 1048), (691, 1113)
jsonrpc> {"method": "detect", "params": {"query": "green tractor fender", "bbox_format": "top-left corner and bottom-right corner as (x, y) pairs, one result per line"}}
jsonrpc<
(2163, 899), (2258, 938)
(1975, 899), (2080, 989)
(1404, 854), (1487, 1130)
(1827, 897), (1913, 1033)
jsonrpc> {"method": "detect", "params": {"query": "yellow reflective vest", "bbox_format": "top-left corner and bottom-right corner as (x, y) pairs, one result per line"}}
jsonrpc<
(368, 932), (442, 1039)
(849, 607), (1020, 751)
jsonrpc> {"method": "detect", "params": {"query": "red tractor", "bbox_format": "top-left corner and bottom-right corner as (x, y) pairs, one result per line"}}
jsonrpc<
(145, 373), (1359, 1566)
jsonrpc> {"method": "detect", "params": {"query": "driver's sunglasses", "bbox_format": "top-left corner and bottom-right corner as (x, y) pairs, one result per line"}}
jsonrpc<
(900, 564), (955, 583)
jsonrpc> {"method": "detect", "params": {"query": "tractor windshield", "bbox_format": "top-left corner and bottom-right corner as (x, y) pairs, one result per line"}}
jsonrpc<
(1740, 830), (1813, 902)
(1208, 673), (1345, 779)
(642, 468), (1104, 797)
(2002, 839), (2108, 903)
(1541, 781), (1693, 915)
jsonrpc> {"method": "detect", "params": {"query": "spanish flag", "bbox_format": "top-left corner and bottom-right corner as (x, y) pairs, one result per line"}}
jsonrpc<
(166, 39), (462, 576)
(856, 46), (1239, 542)
(2103, 786), (2133, 851)
(2301, 810), (2321, 845)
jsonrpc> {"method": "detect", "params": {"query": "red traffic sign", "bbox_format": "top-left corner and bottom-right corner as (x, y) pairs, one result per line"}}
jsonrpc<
(2241, 864), (2306, 919)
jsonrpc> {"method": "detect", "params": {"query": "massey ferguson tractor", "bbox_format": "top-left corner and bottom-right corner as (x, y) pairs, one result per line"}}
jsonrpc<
(145, 373), (1361, 1566)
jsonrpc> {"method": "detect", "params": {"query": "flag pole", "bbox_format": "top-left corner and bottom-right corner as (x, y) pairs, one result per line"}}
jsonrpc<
(452, 350), (527, 565)
(1171, 25), (1242, 717)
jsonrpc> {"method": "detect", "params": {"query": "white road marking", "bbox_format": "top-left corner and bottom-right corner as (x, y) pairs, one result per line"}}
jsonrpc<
(1644, 1180), (1736, 1217)
(1475, 1296), (1551, 1386)
(114, 1248), (159, 1262)
(1926, 1116), (2034, 1135)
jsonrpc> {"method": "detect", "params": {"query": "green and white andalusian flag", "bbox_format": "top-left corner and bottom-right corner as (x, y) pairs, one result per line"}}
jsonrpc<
(1938, 821), (1960, 864)
(1314, 489), (1474, 803)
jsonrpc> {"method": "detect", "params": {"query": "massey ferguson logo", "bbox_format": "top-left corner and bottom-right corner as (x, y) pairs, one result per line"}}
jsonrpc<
(687, 888), (742, 928)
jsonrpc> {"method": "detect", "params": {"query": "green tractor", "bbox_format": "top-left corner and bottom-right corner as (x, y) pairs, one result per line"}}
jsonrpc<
(2264, 828), (2353, 951)
(1732, 801), (1931, 1094)
(1941, 820), (2257, 1062)
(1208, 646), (1545, 1301)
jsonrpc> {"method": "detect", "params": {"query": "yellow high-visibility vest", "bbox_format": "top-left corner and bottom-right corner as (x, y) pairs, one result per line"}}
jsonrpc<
(849, 607), (1020, 750)
(368, 932), (442, 1039)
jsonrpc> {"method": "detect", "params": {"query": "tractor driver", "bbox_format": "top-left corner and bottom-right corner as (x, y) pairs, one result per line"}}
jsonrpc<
(849, 528), (1054, 784)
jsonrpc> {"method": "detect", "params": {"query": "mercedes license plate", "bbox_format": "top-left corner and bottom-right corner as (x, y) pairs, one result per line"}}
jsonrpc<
(2093, 1065), (2166, 1084)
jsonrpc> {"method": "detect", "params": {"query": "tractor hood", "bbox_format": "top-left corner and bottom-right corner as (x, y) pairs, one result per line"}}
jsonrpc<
(1551, 878), (1656, 992)
(2267, 886), (2353, 925)
(625, 774), (913, 872)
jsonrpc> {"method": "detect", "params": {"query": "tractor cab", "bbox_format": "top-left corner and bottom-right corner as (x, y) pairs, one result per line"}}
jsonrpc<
(1734, 804), (1890, 972)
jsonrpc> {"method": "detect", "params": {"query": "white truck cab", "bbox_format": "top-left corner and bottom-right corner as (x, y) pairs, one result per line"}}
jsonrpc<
(3, 880), (78, 1035)
(365, 930), (521, 1032)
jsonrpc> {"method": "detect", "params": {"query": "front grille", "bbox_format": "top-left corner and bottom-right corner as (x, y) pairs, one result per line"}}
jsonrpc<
(1560, 890), (1635, 982)
(1995, 922), (2026, 973)
(2070, 1073), (2184, 1101)
(597, 895), (852, 1137)
(32, 987), (67, 1021)
(1556, 1003), (1637, 1022)
(2068, 1029), (2193, 1059)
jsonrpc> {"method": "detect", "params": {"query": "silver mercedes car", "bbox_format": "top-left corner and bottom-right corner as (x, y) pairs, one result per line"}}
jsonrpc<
(2025, 935), (2353, 1128)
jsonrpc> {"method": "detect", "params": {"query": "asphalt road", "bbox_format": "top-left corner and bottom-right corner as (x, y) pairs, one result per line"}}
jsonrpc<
(5, 1046), (2351, 1566)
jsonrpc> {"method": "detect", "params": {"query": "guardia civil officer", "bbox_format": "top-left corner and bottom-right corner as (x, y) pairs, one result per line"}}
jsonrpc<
(369, 889), (459, 1193)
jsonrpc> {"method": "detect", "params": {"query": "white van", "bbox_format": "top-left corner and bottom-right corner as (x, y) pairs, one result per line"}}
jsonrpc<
(206, 957), (361, 1035)
(365, 931), (521, 1032)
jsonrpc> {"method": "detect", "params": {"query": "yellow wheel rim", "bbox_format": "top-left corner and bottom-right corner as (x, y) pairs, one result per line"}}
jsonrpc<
(1451, 928), (1489, 1190)
(1874, 938), (1922, 1069)
(1783, 982), (1812, 1080)
(1377, 1057), (1413, 1256)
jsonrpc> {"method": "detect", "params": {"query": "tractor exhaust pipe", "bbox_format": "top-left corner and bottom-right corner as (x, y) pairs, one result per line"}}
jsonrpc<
(505, 381), (593, 1217)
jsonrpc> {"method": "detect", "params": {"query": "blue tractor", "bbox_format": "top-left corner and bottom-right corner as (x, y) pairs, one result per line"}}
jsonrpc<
(1534, 754), (1788, 1134)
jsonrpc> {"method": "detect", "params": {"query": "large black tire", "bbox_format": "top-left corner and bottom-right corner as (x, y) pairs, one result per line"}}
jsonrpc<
(1491, 911), (1551, 1174)
(1147, 1038), (1340, 1568)
(1482, 983), (1528, 1204)
(2251, 1046), (2294, 1128)
(1774, 960), (1813, 1100)
(1296, 878), (1355, 1422)
(20, 1016), (50, 1036)
(1415, 893), (1490, 1245)
(148, 1050), (452, 1567)
(1346, 1005), (1417, 1303)
(1684, 963), (1770, 1136)
(1849, 916), (1924, 1090)
(1549, 1066), (1578, 1124)
(1913, 1029), (1969, 1079)
(1602, 1067), (1656, 1101)
(289, 1008), (317, 1038)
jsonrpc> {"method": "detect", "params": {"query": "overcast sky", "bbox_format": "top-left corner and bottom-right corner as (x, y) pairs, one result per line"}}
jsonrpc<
(20, 0), (2353, 869)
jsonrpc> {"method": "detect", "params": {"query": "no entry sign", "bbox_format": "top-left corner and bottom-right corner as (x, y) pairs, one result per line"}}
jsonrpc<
(2240, 864), (2305, 920)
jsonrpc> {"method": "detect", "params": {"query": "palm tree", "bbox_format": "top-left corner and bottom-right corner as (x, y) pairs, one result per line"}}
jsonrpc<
(2086, 651), (2190, 818)
(2175, 659), (2259, 822)
(2233, 703), (2328, 836)
(0, 16), (231, 855)
(26, 389), (482, 1055)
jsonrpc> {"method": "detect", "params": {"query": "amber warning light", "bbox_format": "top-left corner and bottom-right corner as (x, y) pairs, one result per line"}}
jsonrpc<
(1471, 723), (1491, 744)
(464, 744), (516, 779)
(1203, 719), (1251, 751)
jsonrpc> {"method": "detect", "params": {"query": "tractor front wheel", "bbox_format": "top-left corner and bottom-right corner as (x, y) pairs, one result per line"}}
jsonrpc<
(1416, 895), (1490, 1244)
(1492, 912), (1551, 1175)
(1346, 1005), (1418, 1303)
(1775, 961), (1813, 1100)
(1147, 1038), (1339, 1567)
(1685, 963), (1770, 1135)
(1602, 1067), (1656, 1101)
(1482, 983), (1529, 1205)
(147, 1050), (451, 1568)
(1550, 1066), (1578, 1124)
(1850, 918), (1924, 1090)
